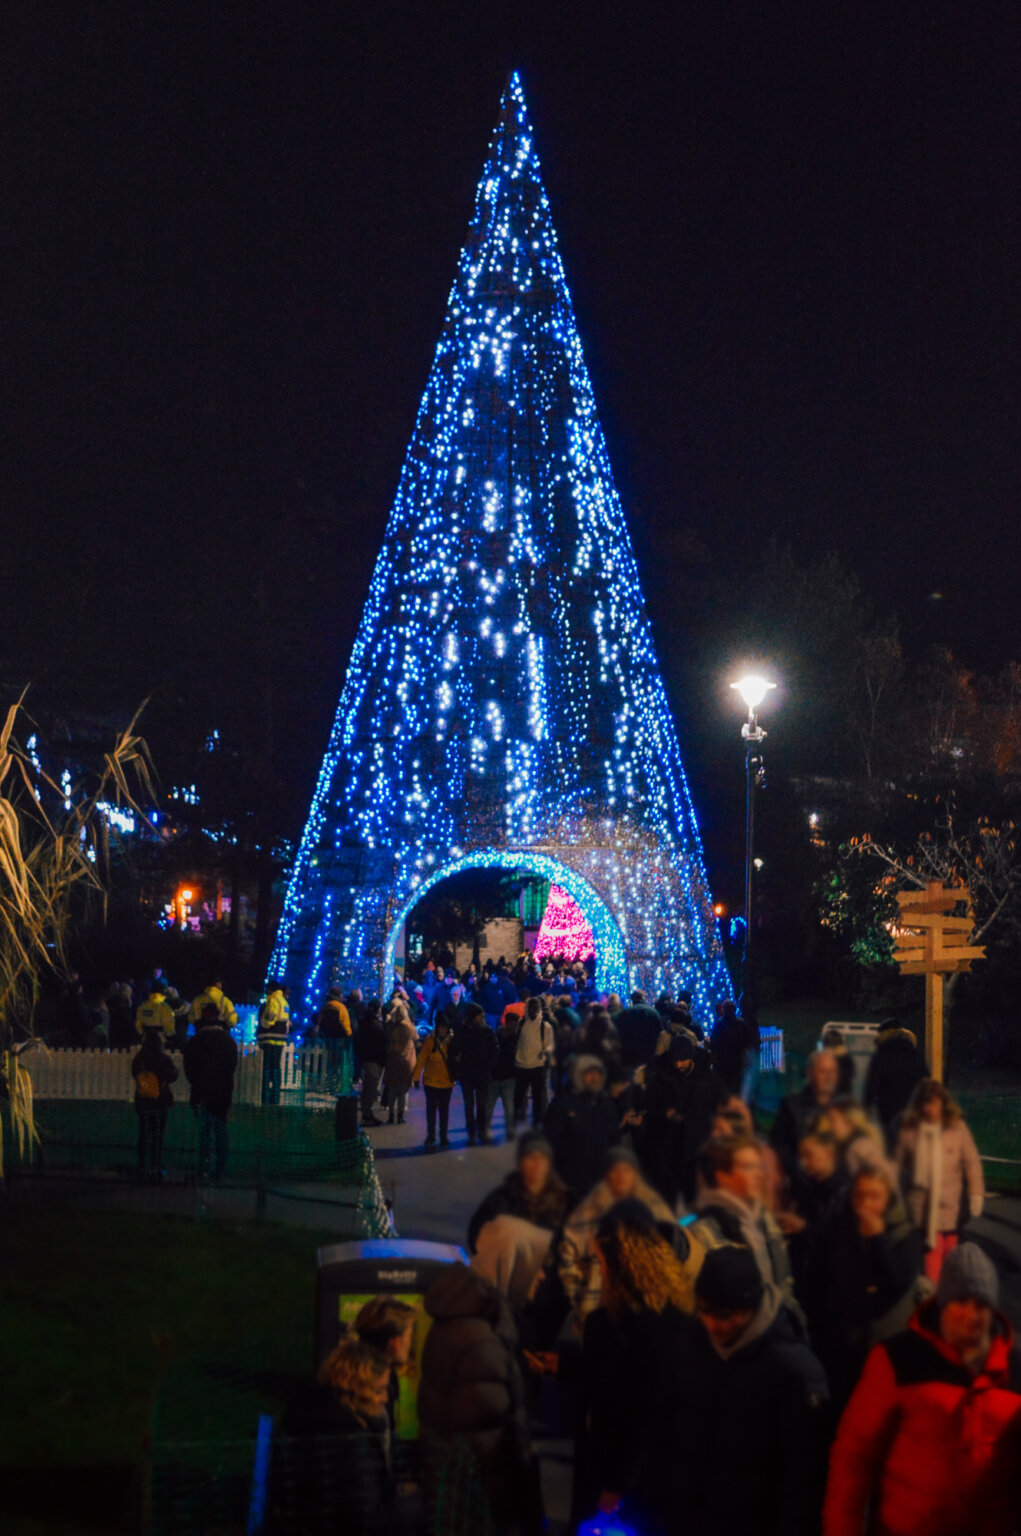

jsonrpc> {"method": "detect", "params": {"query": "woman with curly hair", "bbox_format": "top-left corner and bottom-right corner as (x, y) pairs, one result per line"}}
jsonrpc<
(280, 1338), (394, 1533)
(896, 1077), (984, 1284)
(575, 1199), (700, 1535)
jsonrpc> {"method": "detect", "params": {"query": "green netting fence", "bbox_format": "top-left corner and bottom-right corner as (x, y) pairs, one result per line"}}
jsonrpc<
(147, 1342), (493, 1536)
(5, 1098), (393, 1235)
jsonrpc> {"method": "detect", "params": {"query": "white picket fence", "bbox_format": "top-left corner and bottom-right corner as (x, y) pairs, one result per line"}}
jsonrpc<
(17, 1042), (337, 1107)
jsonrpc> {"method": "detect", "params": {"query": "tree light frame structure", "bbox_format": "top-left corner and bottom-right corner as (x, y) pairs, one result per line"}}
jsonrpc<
(270, 73), (731, 1026)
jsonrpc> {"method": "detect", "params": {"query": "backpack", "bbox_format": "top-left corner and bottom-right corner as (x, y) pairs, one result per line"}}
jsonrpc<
(137, 1069), (161, 1101)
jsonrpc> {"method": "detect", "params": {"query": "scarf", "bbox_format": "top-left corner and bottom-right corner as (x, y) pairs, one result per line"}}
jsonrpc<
(914, 1121), (943, 1250)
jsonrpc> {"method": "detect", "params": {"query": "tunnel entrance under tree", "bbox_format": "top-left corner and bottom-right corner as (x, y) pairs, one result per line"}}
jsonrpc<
(383, 849), (627, 997)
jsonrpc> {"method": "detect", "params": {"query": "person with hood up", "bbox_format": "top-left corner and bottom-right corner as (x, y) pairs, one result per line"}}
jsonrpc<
(807, 1165), (923, 1411)
(641, 1033), (729, 1206)
(468, 1132), (571, 1253)
(863, 1022), (928, 1148)
(895, 1077), (985, 1285)
(412, 1010), (456, 1147)
(418, 1262), (542, 1536)
(382, 1000), (417, 1125)
(188, 978), (239, 1030)
(692, 1135), (796, 1306)
(689, 1246), (830, 1536)
(558, 1147), (684, 1329)
(577, 1199), (702, 1535)
(543, 1053), (621, 1198)
(824, 1242), (1021, 1536)
(450, 1001), (498, 1145)
(316, 986), (352, 1087)
(135, 981), (177, 1041)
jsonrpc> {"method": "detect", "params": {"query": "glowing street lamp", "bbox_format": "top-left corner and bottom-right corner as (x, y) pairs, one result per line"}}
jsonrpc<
(730, 675), (776, 1024)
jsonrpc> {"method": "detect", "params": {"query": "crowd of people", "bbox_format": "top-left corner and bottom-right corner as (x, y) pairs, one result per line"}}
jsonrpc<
(270, 962), (1017, 1536)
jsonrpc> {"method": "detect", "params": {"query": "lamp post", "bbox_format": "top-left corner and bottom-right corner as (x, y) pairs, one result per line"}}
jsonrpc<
(730, 675), (776, 1025)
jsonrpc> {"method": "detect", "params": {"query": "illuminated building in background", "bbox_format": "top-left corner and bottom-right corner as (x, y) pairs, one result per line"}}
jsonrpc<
(271, 74), (730, 1025)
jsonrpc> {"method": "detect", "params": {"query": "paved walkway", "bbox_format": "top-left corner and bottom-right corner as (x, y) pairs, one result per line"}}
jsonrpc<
(364, 1081), (521, 1246)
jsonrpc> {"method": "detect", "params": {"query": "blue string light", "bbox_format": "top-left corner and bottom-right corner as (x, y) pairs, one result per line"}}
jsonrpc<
(270, 72), (731, 1028)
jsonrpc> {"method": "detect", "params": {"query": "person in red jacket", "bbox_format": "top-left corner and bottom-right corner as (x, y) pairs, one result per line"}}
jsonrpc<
(823, 1242), (1021, 1536)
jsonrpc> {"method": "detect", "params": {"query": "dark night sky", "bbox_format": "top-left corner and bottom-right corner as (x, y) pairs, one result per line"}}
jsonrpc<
(3, 2), (1020, 887)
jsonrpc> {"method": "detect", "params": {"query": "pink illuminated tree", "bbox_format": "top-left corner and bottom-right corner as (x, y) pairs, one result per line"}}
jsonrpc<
(534, 884), (595, 963)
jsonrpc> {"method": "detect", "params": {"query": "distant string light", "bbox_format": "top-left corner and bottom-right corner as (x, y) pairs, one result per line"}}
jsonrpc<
(271, 72), (730, 1026)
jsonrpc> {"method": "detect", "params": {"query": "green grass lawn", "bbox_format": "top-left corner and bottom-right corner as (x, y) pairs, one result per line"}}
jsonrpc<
(0, 1205), (339, 1536)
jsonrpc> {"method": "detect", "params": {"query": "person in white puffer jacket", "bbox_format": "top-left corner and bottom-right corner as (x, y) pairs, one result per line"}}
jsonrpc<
(514, 996), (554, 1126)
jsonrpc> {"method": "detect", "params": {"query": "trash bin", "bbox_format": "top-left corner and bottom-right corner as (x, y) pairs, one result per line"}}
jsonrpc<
(315, 1238), (468, 1442)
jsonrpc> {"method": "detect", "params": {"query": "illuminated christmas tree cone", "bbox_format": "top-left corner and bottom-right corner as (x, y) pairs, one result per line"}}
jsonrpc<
(271, 74), (731, 1026)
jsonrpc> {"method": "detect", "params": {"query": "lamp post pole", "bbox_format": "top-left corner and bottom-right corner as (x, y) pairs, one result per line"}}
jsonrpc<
(741, 710), (766, 1025)
(731, 677), (775, 1027)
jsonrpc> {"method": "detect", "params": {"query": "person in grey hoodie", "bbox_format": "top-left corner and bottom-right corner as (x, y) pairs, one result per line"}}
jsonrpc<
(691, 1134), (796, 1307)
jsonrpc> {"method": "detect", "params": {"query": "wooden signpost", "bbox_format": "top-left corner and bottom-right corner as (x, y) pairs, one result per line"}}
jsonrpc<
(891, 881), (985, 1082)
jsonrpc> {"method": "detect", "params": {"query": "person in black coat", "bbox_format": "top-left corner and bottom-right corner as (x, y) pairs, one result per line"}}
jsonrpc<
(863, 1023), (928, 1148)
(183, 1003), (239, 1178)
(769, 1049), (840, 1177)
(543, 1054), (621, 1198)
(613, 997), (664, 1071)
(353, 1000), (387, 1127)
(450, 1002), (498, 1145)
(467, 1132), (571, 1253)
(804, 1164), (922, 1411)
(575, 1200), (701, 1536)
(688, 1247), (830, 1536)
(778, 1128), (850, 1306)
(709, 1000), (760, 1097)
(641, 1035), (729, 1206)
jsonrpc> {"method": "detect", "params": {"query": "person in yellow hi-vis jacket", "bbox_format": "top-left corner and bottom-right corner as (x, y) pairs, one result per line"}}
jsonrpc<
(257, 982), (291, 1104)
(189, 980), (239, 1030)
(136, 983), (177, 1041)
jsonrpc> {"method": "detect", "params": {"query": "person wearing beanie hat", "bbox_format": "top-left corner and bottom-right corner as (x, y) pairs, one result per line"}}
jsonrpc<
(466, 1129), (569, 1255)
(542, 1052), (621, 1200)
(684, 1246), (830, 1534)
(937, 1238), (998, 1313)
(825, 1241), (1021, 1536)
(642, 1026), (728, 1206)
(695, 1244), (765, 1328)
